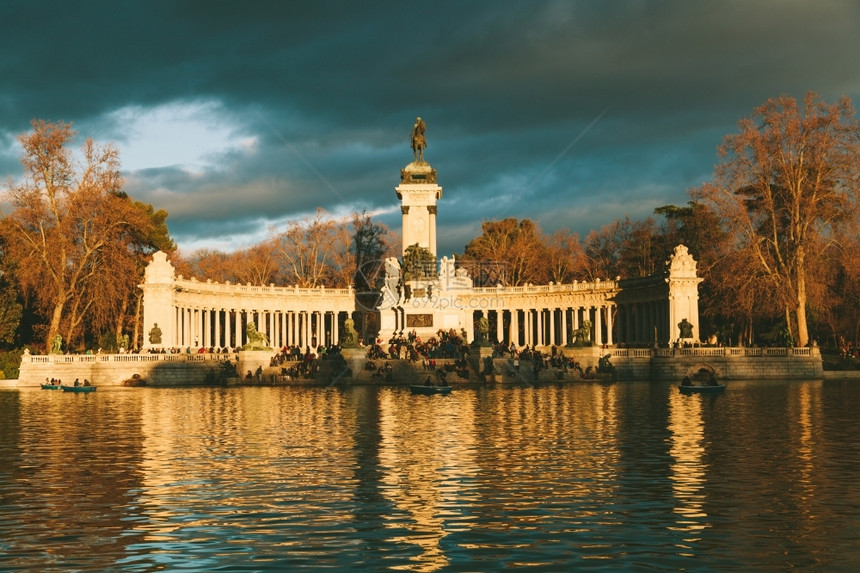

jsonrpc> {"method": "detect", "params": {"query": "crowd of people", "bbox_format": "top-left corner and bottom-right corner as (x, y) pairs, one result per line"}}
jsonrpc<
(365, 328), (473, 362)
(359, 329), (603, 381)
(267, 345), (343, 379)
(144, 346), (238, 355)
(839, 338), (859, 360)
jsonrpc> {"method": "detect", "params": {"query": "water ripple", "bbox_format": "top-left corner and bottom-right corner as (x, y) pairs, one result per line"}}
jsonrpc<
(1, 381), (859, 571)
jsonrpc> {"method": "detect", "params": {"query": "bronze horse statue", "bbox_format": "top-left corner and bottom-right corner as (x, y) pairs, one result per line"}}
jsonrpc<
(410, 117), (426, 162)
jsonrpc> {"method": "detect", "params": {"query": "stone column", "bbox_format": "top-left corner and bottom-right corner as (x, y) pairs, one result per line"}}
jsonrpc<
(606, 305), (613, 346)
(195, 308), (201, 347)
(202, 309), (209, 348)
(464, 309), (474, 345)
(332, 311), (339, 346)
(525, 310), (532, 346)
(173, 306), (180, 347)
(549, 308), (556, 346)
(289, 312), (295, 346)
(270, 312), (277, 349)
(225, 310), (232, 348)
(561, 308), (568, 346)
(214, 310), (221, 348)
(235, 308), (245, 348)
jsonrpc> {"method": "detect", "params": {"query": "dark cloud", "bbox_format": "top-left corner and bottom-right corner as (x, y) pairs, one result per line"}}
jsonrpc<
(2, 1), (859, 256)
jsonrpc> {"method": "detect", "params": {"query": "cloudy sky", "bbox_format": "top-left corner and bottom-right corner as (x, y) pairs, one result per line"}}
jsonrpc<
(2, 1), (859, 257)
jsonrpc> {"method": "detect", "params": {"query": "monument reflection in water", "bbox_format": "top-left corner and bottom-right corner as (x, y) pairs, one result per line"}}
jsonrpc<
(1, 381), (858, 571)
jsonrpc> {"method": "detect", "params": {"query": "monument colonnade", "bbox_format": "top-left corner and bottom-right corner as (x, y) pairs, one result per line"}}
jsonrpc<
(385, 277), (685, 348)
(142, 253), (695, 351)
(432, 282), (619, 348)
(140, 252), (356, 351)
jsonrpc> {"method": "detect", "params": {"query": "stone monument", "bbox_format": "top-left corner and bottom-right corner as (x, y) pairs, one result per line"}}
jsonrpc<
(666, 245), (704, 344)
(397, 117), (441, 258)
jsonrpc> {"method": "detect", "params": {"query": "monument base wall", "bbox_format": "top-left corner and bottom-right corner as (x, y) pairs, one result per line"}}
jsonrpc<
(17, 353), (234, 387)
(15, 346), (824, 386)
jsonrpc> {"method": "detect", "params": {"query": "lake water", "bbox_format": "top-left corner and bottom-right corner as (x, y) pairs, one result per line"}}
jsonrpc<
(1, 380), (858, 571)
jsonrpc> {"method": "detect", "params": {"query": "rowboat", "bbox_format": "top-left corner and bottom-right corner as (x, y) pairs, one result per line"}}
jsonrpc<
(678, 383), (726, 394)
(41, 384), (62, 390)
(62, 385), (97, 393)
(679, 374), (725, 394)
(679, 368), (724, 394)
(410, 384), (452, 395)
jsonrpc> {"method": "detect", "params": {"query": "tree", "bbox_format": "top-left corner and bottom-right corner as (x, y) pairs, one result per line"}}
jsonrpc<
(820, 227), (860, 347)
(351, 210), (390, 292)
(234, 240), (281, 286)
(544, 229), (585, 284)
(273, 208), (352, 287)
(1, 120), (174, 349)
(618, 217), (661, 278)
(653, 202), (726, 274)
(176, 249), (236, 283)
(0, 261), (23, 346)
(581, 217), (638, 280)
(459, 218), (549, 286)
(81, 196), (175, 350)
(693, 93), (860, 346)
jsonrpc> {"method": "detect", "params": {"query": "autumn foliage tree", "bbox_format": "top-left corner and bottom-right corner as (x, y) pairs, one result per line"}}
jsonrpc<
(581, 216), (669, 281)
(351, 210), (391, 292)
(272, 208), (353, 287)
(459, 218), (550, 286)
(0, 120), (175, 350)
(177, 209), (393, 291)
(693, 93), (860, 346)
(544, 229), (586, 285)
(0, 258), (23, 345)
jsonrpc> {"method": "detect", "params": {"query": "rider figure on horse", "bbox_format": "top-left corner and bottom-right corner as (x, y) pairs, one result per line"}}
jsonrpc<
(410, 117), (427, 163)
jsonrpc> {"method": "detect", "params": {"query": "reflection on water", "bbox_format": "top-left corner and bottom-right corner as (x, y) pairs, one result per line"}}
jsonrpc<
(668, 390), (709, 539)
(1, 381), (859, 571)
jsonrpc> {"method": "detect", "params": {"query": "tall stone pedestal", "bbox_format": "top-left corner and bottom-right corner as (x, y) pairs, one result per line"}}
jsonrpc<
(340, 347), (366, 380)
(237, 350), (274, 381)
(470, 345), (495, 381)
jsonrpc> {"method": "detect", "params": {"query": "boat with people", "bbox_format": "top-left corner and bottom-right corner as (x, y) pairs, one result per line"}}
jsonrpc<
(62, 385), (97, 393)
(410, 384), (452, 395)
(678, 382), (725, 394)
(679, 368), (725, 394)
(41, 378), (64, 389)
(61, 379), (96, 393)
(410, 377), (453, 395)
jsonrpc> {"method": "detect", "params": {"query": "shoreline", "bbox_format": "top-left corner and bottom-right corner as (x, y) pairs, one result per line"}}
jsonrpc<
(4, 370), (860, 389)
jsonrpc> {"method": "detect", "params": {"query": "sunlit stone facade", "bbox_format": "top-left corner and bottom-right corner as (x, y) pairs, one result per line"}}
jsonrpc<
(140, 154), (702, 350)
(140, 251), (355, 350)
